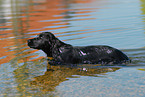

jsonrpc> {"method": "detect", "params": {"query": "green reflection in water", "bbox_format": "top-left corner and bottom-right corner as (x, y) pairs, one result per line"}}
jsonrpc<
(140, 0), (145, 42)
(140, 0), (145, 15)
(138, 68), (145, 71)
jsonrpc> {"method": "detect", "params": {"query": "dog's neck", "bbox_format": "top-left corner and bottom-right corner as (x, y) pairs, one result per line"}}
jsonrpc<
(41, 38), (71, 57)
(42, 48), (52, 57)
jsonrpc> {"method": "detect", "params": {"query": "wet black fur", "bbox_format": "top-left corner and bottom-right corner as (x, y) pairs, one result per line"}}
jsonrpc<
(27, 32), (130, 65)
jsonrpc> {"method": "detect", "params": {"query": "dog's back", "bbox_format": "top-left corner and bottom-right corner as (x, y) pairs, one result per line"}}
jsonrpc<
(74, 45), (130, 64)
(55, 45), (130, 64)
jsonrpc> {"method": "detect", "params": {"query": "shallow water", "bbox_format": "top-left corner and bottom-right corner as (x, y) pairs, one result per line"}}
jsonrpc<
(0, 0), (145, 96)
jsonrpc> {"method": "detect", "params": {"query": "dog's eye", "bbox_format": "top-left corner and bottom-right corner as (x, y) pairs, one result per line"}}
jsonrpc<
(39, 35), (43, 39)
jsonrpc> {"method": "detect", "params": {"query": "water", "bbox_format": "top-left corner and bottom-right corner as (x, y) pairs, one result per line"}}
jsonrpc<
(0, 0), (145, 96)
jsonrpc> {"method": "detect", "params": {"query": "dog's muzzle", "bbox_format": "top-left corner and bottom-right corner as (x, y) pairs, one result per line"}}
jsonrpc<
(27, 39), (34, 48)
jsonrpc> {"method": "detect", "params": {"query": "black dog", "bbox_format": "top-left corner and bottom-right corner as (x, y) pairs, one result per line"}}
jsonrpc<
(27, 32), (130, 65)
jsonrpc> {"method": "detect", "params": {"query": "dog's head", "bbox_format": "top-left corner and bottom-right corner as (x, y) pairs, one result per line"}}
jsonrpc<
(27, 32), (56, 50)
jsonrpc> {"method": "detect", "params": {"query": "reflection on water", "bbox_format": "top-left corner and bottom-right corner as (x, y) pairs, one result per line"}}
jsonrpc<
(1, 0), (145, 96)
(31, 64), (120, 91)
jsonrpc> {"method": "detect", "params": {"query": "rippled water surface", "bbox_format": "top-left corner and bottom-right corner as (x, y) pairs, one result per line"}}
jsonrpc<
(1, 0), (145, 96)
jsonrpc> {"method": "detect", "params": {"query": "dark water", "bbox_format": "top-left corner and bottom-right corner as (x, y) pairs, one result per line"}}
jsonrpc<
(0, 0), (145, 96)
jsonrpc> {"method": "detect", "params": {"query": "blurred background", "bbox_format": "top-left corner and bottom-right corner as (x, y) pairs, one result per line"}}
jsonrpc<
(0, 0), (145, 96)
